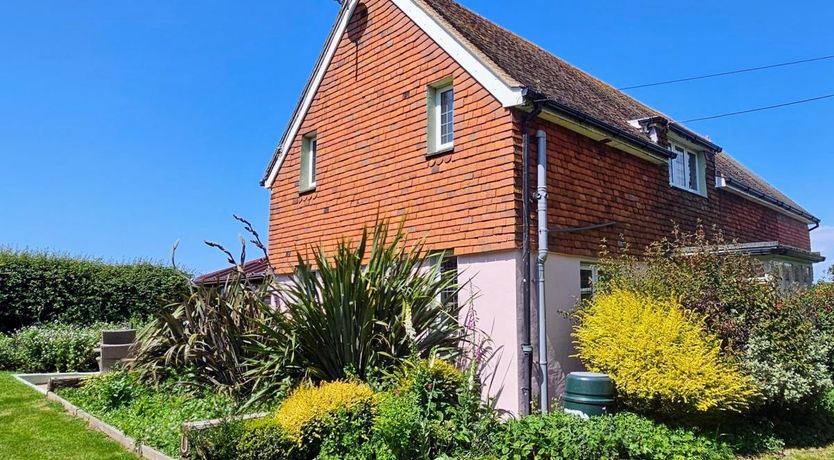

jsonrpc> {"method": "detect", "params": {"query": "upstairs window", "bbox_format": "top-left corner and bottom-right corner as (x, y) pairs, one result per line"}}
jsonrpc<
(427, 81), (454, 154)
(669, 142), (704, 194)
(299, 133), (317, 192)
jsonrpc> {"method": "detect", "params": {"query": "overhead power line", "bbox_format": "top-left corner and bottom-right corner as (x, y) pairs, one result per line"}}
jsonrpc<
(681, 93), (834, 123)
(619, 54), (834, 90)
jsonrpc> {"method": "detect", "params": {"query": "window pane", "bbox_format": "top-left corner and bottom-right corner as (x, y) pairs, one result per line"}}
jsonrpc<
(687, 152), (698, 191)
(440, 255), (458, 309)
(310, 138), (317, 183)
(440, 88), (454, 145)
(670, 152), (686, 188)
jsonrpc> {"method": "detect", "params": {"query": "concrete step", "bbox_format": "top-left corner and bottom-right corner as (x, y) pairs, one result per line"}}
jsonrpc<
(99, 343), (134, 360)
(102, 329), (136, 345)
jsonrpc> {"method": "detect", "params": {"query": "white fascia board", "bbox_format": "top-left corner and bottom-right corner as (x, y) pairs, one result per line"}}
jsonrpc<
(263, 0), (525, 188)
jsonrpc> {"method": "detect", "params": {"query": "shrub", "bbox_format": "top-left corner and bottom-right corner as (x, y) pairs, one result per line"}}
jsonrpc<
(0, 322), (116, 373)
(574, 289), (759, 414)
(275, 380), (375, 445)
(0, 334), (15, 370)
(0, 249), (189, 332)
(743, 305), (832, 406)
(490, 411), (734, 460)
(595, 226), (831, 410)
(395, 356), (466, 408)
(258, 220), (465, 383)
(131, 216), (290, 398)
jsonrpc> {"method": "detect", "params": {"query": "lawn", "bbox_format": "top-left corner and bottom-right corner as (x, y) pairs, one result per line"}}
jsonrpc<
(0, 372), (136, 460)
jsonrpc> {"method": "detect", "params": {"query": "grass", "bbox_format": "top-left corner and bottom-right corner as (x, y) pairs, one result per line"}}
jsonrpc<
(0, 372), (136, 460)
(758, 446), (834, 459)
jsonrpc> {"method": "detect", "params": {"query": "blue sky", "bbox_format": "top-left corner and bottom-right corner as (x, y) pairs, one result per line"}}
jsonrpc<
(1, 0), (832, 277)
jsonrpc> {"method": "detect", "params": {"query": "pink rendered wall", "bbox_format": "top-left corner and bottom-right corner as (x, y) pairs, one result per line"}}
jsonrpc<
(457, 250), (523, 413)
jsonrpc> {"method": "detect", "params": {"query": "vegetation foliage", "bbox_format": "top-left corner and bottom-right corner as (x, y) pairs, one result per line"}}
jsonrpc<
(0, 322), (117, 373)
(587, 226), (834, 411)
(58, 369), (238, 457)
(0, 249), (188, 332)
(574, 289), (759, 414)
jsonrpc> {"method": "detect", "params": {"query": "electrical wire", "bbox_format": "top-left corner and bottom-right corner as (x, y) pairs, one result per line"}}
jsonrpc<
(619, 54), (834, 90)
(682, 93), (834, 122)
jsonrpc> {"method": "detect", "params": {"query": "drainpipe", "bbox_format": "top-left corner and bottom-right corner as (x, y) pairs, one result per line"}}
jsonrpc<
(520, 102), (542, 416)
(536, 129), (549, 413)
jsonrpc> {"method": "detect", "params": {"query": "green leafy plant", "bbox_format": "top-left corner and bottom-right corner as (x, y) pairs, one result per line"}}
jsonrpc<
(253, 219), (465, 384)
(0, 322), (117, 373)
(594, 226), (833, 410)
(0, 249), (188, 332)
(59, 369), (238, 457)
(130, 216), (286, 397)
(489, 411), (734, 460)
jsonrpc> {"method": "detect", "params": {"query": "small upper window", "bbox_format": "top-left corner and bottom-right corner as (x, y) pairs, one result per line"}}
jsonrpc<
(428, 82), (454, 154)
(669, 142), (703, 194)
(299, 133), (317, 192)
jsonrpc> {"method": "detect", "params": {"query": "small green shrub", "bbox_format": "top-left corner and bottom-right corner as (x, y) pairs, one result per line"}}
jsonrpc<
(0, 249), (189, 332)
(490, 412), (734, 460)
(1, 322), (116, 373)
(574, 289), (759, 414)
(0, 334), (15, 370)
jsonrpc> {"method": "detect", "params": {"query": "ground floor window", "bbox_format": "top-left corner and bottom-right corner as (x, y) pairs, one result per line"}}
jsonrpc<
(764, 259), (814, 288)
(440, 255), (458, 309)
(580, 264), (599, 302)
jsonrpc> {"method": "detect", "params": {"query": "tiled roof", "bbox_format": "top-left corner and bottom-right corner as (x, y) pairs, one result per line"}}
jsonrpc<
(418, 0), (817, 222)
(193, 257), (272, 285)
(715, 152), (816, 221)
(419, 0), (662, 138)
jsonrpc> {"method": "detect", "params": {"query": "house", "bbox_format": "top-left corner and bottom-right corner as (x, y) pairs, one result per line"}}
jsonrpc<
(259, 0), (824, 414)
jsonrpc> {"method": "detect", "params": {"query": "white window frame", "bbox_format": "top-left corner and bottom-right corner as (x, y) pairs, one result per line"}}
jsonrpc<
(580, 263), (599, 301)
(428, 83), (454, 154)
(668, 142), (704, 195)
(299, 133), (317, 192)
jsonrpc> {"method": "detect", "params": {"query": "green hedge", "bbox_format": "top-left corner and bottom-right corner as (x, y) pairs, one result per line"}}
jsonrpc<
(0, 250), (189, 332)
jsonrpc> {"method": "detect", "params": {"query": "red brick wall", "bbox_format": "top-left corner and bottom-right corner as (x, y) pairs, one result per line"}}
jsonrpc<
(524, 119), (812, 256)
(267, 0), (517, 272)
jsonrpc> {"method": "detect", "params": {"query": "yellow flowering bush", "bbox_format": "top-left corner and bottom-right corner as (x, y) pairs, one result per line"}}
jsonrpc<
(274, 380), (375, 443)
(573, 289), (759, 414)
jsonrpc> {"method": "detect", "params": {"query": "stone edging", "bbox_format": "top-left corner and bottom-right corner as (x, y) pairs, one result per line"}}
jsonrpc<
(45, 391), (176, 460)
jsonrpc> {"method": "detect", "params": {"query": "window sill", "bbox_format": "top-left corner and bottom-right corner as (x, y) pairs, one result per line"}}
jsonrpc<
(299, 185), (317, 195)
(670, 183), (707, 198)
(426, 145), (454, 159)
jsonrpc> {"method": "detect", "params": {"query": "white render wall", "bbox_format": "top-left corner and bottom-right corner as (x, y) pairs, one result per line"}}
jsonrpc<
(457, 250), (524, 413)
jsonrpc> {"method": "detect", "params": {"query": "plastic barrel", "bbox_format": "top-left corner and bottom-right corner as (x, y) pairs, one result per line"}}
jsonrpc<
(563, 372), (615, 417)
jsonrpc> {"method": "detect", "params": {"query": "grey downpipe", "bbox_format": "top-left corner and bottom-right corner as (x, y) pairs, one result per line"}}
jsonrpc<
(536, 129), (549, 413)
(520, 103), (542, 416)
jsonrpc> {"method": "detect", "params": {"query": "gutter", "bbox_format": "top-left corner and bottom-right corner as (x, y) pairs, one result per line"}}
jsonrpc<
(525, 92), (675, 160)
(718, 177), (820, 225)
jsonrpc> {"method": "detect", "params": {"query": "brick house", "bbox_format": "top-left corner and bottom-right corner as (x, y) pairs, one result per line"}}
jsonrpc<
(259, 0), (824, 413)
